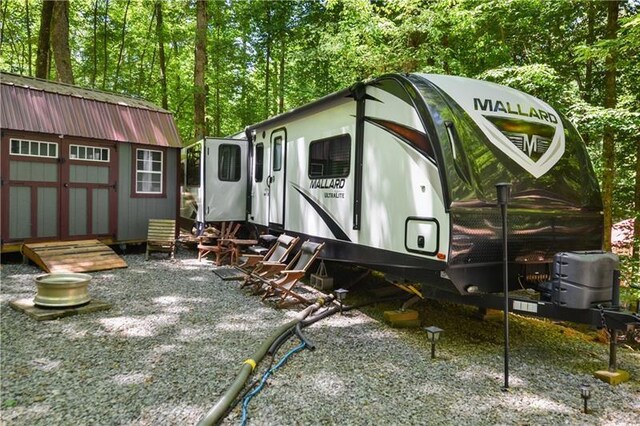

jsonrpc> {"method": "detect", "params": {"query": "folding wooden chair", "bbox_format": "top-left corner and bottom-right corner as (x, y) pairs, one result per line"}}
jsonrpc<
(197, 221), (240, 265)
(145, 219), (176, 260)
(238, 234), (299, 277)
(259, 241), (325, 306)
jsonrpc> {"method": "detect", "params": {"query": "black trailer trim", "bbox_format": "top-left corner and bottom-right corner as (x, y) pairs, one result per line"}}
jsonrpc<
(292, 186), (351, 242)
(353, 82), (366, 231)
(244, 129), (254, 218)
(421, 286), (640, 331)
(255, 224), (450, 288)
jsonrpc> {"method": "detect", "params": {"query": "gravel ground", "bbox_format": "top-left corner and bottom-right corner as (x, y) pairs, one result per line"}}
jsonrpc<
(1, 247), (639, 425)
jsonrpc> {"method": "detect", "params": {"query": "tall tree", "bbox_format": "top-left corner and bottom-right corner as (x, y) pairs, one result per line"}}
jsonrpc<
(113, 0), (130, 90)
(35, 0), (54, 79)
(102, 0), (109, 90)
(264, 3), (271, 119)
(51, 0), (73, 84)
(634, 138), (640, 278)
(155, 1), (168, 110)
(91, 0), (98, 86)
(25, 0), (32, 75)
(602, 0), (620, 251)
(194, 0), (208, 140)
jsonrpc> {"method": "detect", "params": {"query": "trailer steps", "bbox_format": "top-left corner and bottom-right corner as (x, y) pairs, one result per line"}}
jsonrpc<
(21, 240), (128, 273)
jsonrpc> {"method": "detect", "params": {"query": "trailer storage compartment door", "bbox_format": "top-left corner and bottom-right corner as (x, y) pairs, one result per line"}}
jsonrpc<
(203, 138), (247, 222)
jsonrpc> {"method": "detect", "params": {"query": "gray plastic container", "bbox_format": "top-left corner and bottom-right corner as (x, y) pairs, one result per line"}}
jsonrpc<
(551, 251), (618, 309)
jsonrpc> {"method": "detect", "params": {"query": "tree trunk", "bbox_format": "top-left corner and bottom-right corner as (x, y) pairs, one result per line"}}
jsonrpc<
(264, 4), (271, 119)
(25, 0), (32, 75)
(35, 0), (54, 79)
(51, 0), (73, 84)
(102, 0), (109, 90)
(584, 1), (595, 104)
(278, 37), (285, 114)
(601, 0), (619, 251)
(0, 0), (8, 53)
(633, 136), (640, 280)
(155, 1), (168, 109)
(194, 0), (208, 141)
(114, 0), (131, 90)
(91, 0), (98, 86)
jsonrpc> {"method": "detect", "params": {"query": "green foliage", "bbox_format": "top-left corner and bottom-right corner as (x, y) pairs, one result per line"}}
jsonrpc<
(0, 0), (638, 252)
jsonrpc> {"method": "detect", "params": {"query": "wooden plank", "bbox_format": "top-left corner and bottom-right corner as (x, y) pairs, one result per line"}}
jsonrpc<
(22, 240), (127, 273)
(29, 246), (114, 258)
(9, 298), (112, 321)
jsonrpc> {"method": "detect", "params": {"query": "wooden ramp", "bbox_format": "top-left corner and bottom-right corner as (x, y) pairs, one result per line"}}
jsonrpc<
(22, 240), (128, 273)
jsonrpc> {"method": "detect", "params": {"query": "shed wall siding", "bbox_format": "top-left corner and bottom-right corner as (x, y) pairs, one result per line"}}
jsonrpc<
(37, 187), (58, 237)
(9, 187), (31, 239)
(117, 144), (177, 241)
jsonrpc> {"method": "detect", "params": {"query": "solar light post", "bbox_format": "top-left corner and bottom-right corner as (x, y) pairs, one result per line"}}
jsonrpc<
(580, 383), (591, 414)
(496, 182), (511, 391)
(334, 288), (348, 315)
(424, 326), (443, 359)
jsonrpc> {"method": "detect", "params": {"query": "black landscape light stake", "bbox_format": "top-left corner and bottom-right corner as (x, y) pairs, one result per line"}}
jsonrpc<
(496, 182), (511, 391)
(334, 288), (348, 315)
(424, 326), (443, 359)
(580, 383), (591, 414)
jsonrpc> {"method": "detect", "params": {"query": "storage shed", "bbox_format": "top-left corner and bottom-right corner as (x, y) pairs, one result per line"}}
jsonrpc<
(0, 72), (182, 252)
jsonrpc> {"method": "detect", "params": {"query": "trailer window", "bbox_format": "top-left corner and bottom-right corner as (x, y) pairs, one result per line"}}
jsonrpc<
(273, 137), (283, 171)
(254, 143), (264, 182)
(219, 144), (241, 182)
(136, 149), (163, 194)
(308, 134), (351, 179)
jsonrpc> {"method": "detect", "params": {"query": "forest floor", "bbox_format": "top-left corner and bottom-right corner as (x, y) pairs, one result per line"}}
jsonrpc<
(1, 247), (639, 425)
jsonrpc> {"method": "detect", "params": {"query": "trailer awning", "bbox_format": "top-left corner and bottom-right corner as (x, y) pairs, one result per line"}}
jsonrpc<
(0, 72), (182, 148)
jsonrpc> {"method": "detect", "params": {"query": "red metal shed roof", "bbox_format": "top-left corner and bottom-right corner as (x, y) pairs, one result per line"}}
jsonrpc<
(1, 73), (182, 148)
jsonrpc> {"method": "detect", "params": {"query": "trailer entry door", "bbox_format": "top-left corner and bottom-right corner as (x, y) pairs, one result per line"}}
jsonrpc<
(268, 129), (286, 228)
(203, 138), (247, 222)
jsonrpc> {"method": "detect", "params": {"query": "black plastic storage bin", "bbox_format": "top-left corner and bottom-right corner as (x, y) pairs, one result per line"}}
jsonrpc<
(551, 251), (618, 309)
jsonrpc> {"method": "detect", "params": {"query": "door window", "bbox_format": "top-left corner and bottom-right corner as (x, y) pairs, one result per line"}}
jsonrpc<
(254, 143), (264, 182)
(272, 137), (282, 171)
(219, 144), (241, 182)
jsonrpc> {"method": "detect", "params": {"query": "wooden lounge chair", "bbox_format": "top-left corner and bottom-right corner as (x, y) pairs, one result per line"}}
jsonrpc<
(259, 241), (325, 306)
(238, 234), (299, 275)
(197, 221), (240, 265)
(145, 219), (176, 260)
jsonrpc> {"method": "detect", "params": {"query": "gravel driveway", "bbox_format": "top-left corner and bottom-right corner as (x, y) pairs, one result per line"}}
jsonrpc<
(1, 248), (639, 425)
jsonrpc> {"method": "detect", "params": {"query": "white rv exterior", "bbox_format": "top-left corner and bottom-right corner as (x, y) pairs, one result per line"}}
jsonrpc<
(184, 74), (603, 295)
(180, 136), (247, 229)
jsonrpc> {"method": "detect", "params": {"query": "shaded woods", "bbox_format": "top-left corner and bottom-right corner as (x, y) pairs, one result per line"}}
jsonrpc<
(1, 0), (638, 283)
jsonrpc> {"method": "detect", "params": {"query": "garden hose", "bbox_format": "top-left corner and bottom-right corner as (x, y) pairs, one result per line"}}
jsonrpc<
(196, 297), (330, 426)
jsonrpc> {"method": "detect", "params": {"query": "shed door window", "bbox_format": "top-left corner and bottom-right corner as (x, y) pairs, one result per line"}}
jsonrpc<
(254, 143), (264, 182)
(70, 144), (110, 162)
(136, 149), (163, 193)
(10, 138), (58, 158)
(308, 134), (351, 178)
(219, 144), (241, 182)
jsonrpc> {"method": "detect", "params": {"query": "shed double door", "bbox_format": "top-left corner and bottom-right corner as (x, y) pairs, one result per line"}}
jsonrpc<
(1, 135), (117, 243)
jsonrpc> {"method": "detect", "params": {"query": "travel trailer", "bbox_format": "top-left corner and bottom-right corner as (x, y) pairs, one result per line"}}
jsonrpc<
(181, 73), (604, 297)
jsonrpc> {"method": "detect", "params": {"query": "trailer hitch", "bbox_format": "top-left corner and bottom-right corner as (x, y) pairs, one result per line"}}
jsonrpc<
(596, 305), (640, 332)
